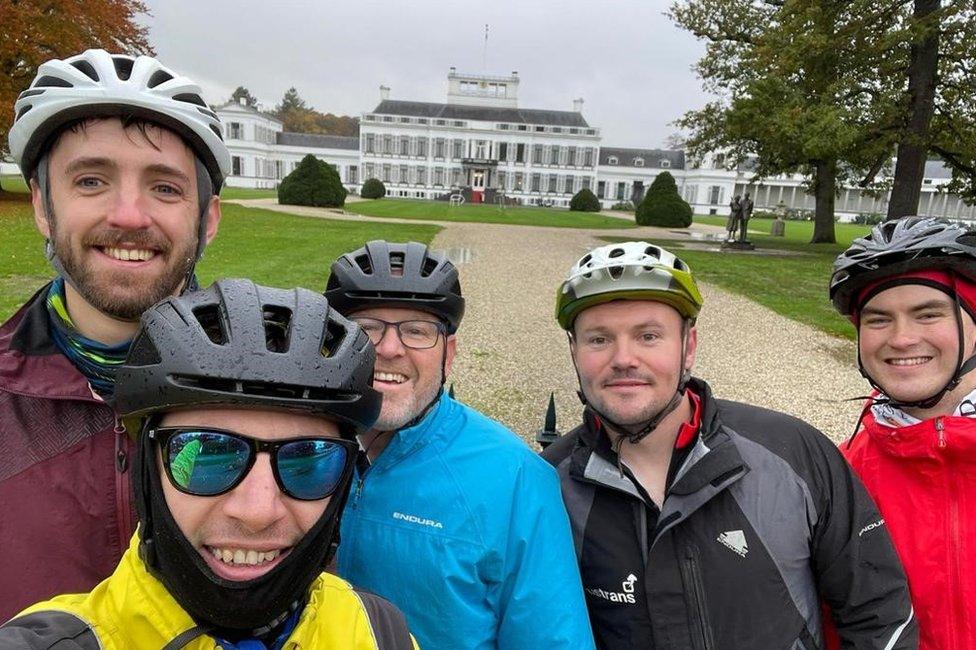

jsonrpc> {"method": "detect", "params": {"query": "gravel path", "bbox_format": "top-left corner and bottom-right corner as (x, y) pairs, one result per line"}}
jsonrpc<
(232, 199), (867, 443)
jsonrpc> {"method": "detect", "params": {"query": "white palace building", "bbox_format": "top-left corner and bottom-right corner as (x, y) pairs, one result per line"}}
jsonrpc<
(215, 69), (976, 221)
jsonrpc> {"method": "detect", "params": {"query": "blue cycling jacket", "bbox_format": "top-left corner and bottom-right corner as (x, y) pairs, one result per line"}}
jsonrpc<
(338, 392), (595, 650)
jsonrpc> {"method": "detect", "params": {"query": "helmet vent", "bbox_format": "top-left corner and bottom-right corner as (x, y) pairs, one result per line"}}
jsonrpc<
(208, 124), (223, 140)
(174, 93), (207, 108)
(172, 374), (359, 403)
(15, 104), (32, 120)
(34, 75), (73, 88)
(644, 246), (660, 258)
(146, 69), (173, 89)
(197, 107), (218, 119)
(192, 305), (228, 345)
(18, 88), (46, 99)
(354, 254), (373, 274)
(262, 306), (293, 353)
(609, 266), (624, 279)
(421, 257), (438, 277)
(609, 248), (625, 258)
(70, 59), (100, 82)
(321, 318), (346, 358)
(112, 56), (134, 80)
(389, 252), (405, 275)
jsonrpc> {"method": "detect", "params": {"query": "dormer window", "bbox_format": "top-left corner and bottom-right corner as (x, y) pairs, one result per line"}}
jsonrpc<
(608, 156), (618, 165)
(660, 159), (671, 168)
(634, 157), (644, 167)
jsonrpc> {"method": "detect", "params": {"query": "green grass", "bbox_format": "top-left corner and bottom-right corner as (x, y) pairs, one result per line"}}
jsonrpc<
(345, 198), (635, 229)
(600, 217), (873, 340)
(219, 186), (278, 200)
(0, 201), (440, 321)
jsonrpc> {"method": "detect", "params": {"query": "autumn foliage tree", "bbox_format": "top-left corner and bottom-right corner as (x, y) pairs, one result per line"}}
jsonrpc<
(0, 0), (153, 157)
(273, 87), (359, 137)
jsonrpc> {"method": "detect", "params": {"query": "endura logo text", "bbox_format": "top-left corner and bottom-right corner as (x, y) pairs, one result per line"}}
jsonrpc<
(393, 511), (444, 529)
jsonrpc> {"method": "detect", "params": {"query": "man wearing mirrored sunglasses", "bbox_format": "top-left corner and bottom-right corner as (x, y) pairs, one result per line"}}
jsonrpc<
(0, 279), (416, 649)
(325, 241), (594, 650)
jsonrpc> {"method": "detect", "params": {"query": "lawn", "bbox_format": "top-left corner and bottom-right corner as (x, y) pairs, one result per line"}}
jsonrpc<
(220, 186), (278, 200)
(0, 201), (440, 321)
(600, 218), (873, 340)
(345, 198), (635, 230)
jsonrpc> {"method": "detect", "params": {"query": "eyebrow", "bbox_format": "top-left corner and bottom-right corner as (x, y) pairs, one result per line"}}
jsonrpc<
(62, 158), (192, 186)
(861, 299), (953, 316)
(578, 320), (667, 335)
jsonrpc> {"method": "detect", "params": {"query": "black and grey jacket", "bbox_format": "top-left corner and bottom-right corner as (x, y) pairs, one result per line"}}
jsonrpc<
(541, 378), (917, 650)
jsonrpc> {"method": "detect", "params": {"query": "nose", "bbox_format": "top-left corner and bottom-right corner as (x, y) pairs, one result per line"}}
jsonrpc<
(887, 317), (920, 349)
(373, 323), (406, 358)
(220, 453), (287, 531)
(106, 181), (153, 230)
(609, 339), (639, 370)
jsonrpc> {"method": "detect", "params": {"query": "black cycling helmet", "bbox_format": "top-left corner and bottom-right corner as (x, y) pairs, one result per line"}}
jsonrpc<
(325, 240), (465, 333)
(830, 217), (976, 316)
(115, 278), (381, 435)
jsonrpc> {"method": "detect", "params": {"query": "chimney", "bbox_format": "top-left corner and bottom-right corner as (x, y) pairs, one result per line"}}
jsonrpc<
(449, 66), (456, 75)
(573, 97), (584, 113)
(512, 71), (518, 77)
(379, 85), (390, 101)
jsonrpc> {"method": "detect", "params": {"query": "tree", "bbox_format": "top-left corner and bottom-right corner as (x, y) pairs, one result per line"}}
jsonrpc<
(0, 0), (153, 157)
(569, 188), (601, 212)
(230, 86), (258, 108)
(636, 172), (693, 227)
(272, 87), (360, 137)
(278, 154), (347, 208)
(888, 2), (976, 217)
(360, 178), (386, 199)
(670, 0), (910, 243)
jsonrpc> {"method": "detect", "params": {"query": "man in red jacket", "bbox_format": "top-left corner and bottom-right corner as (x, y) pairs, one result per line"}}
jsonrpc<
(0, 49), (228, 620)
(830, 216), (976, 649)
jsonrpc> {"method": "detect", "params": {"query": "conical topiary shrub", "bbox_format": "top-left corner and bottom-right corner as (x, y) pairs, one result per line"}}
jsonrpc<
(278, 154), (347, 207)
(635, 171), (692, 227)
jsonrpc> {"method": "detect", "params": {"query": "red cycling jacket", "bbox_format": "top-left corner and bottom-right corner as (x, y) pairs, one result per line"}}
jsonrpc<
(842, 407), (976, 650)
(0, 286), (135, 622)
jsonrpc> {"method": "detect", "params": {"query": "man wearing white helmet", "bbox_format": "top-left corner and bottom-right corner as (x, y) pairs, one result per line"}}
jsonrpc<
(0, 49), (229, 620)
(542, 241), (917, 649)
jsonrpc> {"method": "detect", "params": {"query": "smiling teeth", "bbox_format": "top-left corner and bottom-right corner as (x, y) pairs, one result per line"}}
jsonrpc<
(210, 547), (280, 565)
(375, 372), (407, 383)
(104, 247), (155, 262)
(889, 357), (930, 366)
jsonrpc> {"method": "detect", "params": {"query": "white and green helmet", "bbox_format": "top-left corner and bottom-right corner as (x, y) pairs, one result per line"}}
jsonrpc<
(556, 241), (703, 330)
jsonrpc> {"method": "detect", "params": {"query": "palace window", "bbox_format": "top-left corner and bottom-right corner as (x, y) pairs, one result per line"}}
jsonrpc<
(498, 142), (508, 161)
(565, 175), (575, 194)
(516, 143), (526, 163)
(660, 159), (671, 168)
(434, 139), (445, 158)
(400, 138), (410, 156)
(548, 175), (558, 193)
(608, 156), (618, 165)
(231, 156), (243, 176)
(227, 122), (243, 140)
(364, 133), (375, 154)
(347, 166), (358, 184)
(531, 173), (541, 192)
(634, 157), (644, 167)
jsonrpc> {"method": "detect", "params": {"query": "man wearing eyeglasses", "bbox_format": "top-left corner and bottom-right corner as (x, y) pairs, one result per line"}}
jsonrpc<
(325, 241), (594, 650)
(0, 279), (415, 648)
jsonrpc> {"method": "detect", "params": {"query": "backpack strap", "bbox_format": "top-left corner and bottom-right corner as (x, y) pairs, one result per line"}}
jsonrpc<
(354, 589), (414, 649)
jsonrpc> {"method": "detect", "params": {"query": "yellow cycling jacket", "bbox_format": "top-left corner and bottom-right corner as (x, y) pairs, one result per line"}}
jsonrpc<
(0, 534), (416, 649)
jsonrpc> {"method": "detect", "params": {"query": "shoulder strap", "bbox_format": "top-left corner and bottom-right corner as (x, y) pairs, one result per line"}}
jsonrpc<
(0, 610), (100, 649)
(161, 626), (208, 650)
(354, 589), (414, 649)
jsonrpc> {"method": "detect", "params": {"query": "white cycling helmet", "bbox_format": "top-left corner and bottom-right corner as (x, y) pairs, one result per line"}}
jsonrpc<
(9, 49), (230, 189)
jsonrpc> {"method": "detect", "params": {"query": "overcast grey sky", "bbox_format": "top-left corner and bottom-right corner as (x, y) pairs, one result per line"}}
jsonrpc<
(142, 0), (712, 149)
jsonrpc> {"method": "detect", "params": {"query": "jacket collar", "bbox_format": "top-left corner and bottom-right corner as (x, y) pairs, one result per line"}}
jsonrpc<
(0, 282), (100, 402)
(862, 409), (976, 461)
(371, 390), (456, 468)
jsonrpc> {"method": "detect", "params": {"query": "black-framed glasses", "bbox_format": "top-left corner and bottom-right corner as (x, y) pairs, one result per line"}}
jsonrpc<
(149, 427), (358, 501)
(351, 317), (446, 350)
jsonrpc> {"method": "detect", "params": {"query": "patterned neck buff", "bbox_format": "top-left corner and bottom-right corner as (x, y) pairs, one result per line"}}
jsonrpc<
(872, 386), (976, 427)
(45, 277), (131, 398)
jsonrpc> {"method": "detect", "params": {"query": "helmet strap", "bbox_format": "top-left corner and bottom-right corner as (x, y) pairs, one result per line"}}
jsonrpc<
(180, 157), (214, 294)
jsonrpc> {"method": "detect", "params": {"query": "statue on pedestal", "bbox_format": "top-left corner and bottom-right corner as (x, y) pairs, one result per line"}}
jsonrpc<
(727, 195), (742, 241)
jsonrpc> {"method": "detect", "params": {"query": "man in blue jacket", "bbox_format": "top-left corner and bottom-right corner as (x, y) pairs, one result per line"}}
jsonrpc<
(326, 240), (594, 650)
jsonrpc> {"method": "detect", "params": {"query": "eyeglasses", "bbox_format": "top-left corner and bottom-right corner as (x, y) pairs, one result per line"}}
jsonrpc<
(352, 317), (446, 350)
(149, 427), (358, 501)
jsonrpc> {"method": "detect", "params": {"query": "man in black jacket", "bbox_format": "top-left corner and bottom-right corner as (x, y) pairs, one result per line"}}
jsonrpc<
(543, 241), (917, 649)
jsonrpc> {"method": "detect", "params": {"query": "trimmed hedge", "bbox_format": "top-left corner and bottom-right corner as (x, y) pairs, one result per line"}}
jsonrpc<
(360, 178), (386, 199)
(635, 171), (692, 228)
(278, 154), (347, 208)
(570, 188), (601, 212)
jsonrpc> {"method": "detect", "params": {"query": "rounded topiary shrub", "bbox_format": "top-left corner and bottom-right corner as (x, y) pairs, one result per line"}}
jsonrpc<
(570, 188), (601, 212)
(278, 154), (347, 208)
(635, 171), (693, 227)
(360, 178), (386, 200)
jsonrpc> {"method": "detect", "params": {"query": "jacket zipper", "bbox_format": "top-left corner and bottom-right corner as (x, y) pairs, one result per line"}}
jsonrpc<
(680, 547), (714, 650)
(940, 417), (961, 649)
(114, 417), (133, 549)
(936, 416), (946, 448)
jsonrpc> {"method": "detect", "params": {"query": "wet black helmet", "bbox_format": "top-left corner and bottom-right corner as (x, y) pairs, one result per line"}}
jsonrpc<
(115, 278), (381, 435)
(325, 240), (465, 333)
(830, 217), (976, 316)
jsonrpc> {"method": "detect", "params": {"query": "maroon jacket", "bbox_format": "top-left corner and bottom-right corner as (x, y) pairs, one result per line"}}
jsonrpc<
(0, 285), (135, 622)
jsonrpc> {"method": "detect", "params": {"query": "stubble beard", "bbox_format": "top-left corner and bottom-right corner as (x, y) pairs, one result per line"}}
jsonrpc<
(49, 210), (197, 321)
(372, 368), (444, 432)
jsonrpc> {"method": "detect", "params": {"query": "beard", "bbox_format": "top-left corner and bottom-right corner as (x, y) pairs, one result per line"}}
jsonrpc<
(584, 371), (677, 431)
(373, 365), (444, 431)
(49, 212), (197, 321)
